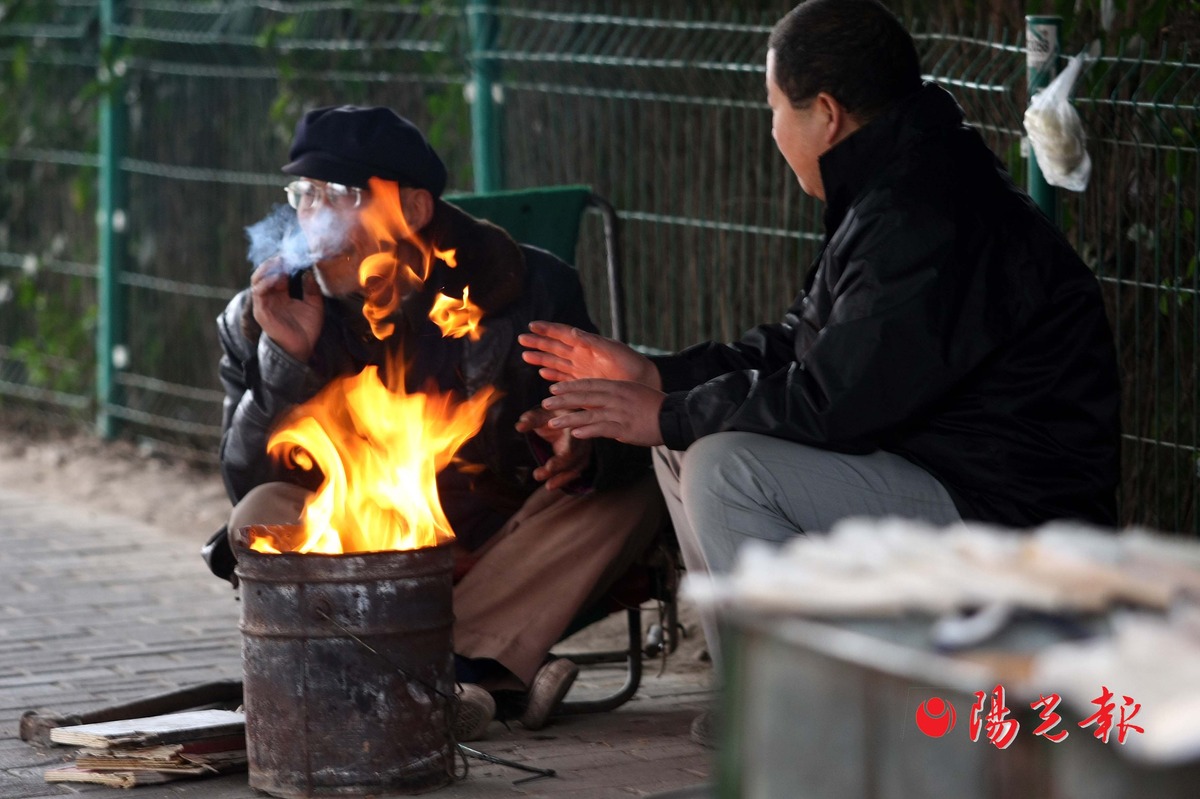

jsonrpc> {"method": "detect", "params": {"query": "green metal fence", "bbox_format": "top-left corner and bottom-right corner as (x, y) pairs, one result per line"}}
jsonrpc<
(1, 1), (1196, 534)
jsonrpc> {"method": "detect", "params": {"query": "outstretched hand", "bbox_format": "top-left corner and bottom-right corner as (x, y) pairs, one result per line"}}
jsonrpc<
(515, 407), (594, 491)
(520, 321), (661, 389)
(540, 379), (666, 447)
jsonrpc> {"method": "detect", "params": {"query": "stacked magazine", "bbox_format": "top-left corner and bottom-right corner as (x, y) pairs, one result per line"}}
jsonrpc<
(43, 709), (246, 788)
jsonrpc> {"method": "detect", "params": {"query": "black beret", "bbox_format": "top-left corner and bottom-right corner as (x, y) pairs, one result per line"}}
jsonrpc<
(282, 105), (448, 197)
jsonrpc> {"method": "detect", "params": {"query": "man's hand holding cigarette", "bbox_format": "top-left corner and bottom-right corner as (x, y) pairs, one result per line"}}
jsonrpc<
(250, 256), (323, 363)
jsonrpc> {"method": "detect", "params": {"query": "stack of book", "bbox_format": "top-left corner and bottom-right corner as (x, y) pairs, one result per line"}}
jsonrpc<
(43, 709), (246, 788)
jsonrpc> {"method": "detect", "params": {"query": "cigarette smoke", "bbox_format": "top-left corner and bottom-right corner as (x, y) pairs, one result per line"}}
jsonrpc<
(244, 204), (352, 276)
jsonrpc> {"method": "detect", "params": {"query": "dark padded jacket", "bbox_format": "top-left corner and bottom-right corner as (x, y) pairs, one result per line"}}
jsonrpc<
(653, 83), (1121, 528)
(217, 200), (647, 552)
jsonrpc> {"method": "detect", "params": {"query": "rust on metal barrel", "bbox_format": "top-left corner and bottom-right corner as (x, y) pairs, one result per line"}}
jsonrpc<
(236, 525), (456, 797)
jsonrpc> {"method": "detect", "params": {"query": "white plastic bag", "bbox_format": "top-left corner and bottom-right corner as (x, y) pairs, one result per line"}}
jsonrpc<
(1023, 52), (1092, 192)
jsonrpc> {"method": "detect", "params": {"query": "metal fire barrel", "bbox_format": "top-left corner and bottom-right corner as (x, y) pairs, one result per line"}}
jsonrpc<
(236, 526), (456, 797)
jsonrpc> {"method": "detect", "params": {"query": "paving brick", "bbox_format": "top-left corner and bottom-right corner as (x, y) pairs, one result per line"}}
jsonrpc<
(125, 661), (231, 678)
(626, 741), (708, 763)
(0, 653), (94, 675)
(142, 775), (253, 798)
(0, 691), (117, 715)
(554, 762), (704, 791)
(0, 743), (68, 772)
(0, 669), (120, 690)
(43, 641), (148, 660)
(1, 766), (79, 798)
(0, 625), (91, 643)
(91, 635), (239, 655)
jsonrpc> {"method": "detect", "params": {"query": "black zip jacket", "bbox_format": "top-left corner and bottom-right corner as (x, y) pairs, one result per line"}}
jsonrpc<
(653, 83), (1121, 528)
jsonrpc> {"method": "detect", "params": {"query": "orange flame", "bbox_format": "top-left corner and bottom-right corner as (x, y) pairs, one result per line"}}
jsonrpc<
(250, 357), (497, 555)
(429, 287), (484, 341)
(355, 179), (474, 340)
(333, 180), (482, 342)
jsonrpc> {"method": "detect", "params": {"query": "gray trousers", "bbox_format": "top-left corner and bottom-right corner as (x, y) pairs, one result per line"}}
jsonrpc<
(653, 432), (962, 665)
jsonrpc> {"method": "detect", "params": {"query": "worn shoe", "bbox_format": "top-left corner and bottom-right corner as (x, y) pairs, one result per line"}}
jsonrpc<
(519, 658), (579, 730)
(689, 710), (717, 749)
(452, 683), (495, 742)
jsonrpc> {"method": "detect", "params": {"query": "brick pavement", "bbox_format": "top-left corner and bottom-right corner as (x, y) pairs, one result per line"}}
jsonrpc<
(0, 488), (714, 798)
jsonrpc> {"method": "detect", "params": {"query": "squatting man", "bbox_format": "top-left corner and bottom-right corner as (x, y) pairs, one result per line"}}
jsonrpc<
(521, 0), (1121, 748)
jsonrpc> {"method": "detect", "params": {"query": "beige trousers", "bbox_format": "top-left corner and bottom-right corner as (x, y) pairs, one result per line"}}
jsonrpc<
(228, 476), (665, 689)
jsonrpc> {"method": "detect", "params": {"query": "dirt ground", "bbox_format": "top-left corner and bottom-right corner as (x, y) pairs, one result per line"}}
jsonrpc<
(0, 413), (711, 670)
(0, 416), (232, 537)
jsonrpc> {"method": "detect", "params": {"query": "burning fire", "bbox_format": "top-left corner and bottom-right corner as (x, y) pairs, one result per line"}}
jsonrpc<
(248, 178), (496, 555)
(351, 177), (480, 341)
(429, 288), (484, 341)
(251, 359), (496, 555)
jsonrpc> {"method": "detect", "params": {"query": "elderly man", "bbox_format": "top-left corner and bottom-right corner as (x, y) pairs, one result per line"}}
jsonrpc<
(521, 0), (1121, 746)
(206, 106), (663, 740)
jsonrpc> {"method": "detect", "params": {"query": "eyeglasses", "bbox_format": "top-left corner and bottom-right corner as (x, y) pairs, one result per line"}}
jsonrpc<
(285, 179), (366, 211)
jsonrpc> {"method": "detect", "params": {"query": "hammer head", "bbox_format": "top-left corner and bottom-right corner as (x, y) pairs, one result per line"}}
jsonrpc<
(19, 709), (81, 747)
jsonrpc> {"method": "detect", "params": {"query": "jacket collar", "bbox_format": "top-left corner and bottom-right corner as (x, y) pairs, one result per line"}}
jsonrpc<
(819, 82), (965, 233)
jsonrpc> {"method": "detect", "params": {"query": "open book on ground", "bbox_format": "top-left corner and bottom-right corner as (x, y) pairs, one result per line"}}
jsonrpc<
(44, 764), (180, 789)
(48, 709), (245, 748)
(43, 754), (248, 789)
(44, 710), (246, 788)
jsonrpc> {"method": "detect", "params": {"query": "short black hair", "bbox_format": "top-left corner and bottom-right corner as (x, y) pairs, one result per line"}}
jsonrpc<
(768, 0), (922, 121)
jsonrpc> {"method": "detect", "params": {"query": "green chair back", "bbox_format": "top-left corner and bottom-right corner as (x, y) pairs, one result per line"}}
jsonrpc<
(445, 185), (593, 266)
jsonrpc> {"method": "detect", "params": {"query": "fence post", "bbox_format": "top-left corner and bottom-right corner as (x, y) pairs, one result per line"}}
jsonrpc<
(466, 0), (504, 192)
(1025, 14), (1062, 225)
(97, 0), (127, 438)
